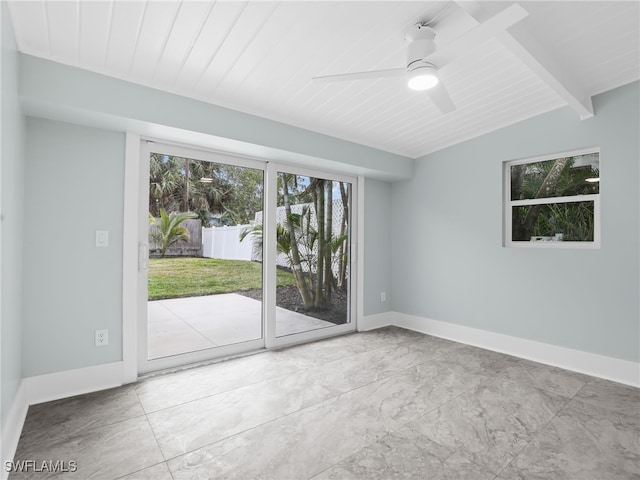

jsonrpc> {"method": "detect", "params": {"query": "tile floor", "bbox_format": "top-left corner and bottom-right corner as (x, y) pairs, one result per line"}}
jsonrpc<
(148, 294), (334, 359)
(10, 326), (640, 479)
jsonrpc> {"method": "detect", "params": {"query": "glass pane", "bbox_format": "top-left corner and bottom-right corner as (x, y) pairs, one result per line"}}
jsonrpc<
(511, 201), (595, 242)
(147, 153), (264, 359)
(274, 173), (351, 337)
(510, 152), (599, 201)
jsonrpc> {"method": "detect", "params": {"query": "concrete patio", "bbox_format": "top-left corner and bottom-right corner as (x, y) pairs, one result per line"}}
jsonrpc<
(148, 293), (334, 359)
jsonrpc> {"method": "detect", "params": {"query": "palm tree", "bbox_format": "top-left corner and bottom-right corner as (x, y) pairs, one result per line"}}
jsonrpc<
(240, 175), (349, 311)
(240, 223), (293, 262)
(149, 154), (184, 216)
(149, 209), (198, 257)
(282, 175), (315, 309)
(336, 182), (349, 289)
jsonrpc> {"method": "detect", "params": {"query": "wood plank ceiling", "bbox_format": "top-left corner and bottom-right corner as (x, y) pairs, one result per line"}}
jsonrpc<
(7, 1), (640, 158)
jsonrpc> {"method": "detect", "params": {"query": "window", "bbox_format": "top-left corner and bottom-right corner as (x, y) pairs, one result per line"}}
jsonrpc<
(505, 149), (600, 248)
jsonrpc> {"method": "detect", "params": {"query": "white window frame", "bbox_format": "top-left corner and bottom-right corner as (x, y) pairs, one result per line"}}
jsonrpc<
(504, 147), (601, 249)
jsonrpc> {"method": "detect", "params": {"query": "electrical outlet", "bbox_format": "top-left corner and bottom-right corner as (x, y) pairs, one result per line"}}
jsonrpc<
(95, 329), (109, 347)
(380, 291), (386, 302)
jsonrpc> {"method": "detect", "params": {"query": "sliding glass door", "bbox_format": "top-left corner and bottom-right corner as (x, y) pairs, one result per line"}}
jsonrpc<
(266, 165), (356, 347)
(138, 144), (357, 372)
(139, 143), (267, 372)
(146, 152), (265, 360)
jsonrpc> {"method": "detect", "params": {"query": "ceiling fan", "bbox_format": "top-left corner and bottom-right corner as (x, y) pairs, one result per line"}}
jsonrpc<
(312, 4), (529, 114)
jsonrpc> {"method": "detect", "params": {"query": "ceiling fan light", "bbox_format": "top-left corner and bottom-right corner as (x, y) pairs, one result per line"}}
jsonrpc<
(407, 65), (439, 91)
(408, 73), (438, 90)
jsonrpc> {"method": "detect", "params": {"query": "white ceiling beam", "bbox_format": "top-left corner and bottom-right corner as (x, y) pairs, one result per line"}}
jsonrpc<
(458, 1), (594, 120)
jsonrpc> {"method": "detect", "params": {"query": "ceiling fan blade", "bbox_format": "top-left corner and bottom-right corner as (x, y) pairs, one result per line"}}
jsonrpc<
(312, 68), (406, 83)
(429, 3), (529, 67)
(427, 82), (455, 114)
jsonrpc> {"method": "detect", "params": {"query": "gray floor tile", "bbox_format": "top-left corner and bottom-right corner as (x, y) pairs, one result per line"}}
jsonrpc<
(147, 368), (327, 459)
(116, 463), (173, 480)
(277, 327), (463, 370)
(12, 417), (164, 479)
(313, 425), (495, 480)
(13, 327), (638, 480)
(18, 386), (145, 448)
(575, 377), (640, 418)
(150, 336), (474, 459)
(402, 357), (493, 408)
(166, 372), (440, 480)
(498, 398), (640, 479)
(498, 360), (590, 397)
(135, 350), (304, 412)
(435, 343), (522, 377)
(356, 325), (440, 346)
(409, 376), (568, 473)
(138, 330), (397, 414)
(272, 332), (382, 367)
(315, 335), (466, 387)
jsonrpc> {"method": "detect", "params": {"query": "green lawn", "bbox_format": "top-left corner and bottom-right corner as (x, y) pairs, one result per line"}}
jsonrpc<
(148, 257), (296, 300)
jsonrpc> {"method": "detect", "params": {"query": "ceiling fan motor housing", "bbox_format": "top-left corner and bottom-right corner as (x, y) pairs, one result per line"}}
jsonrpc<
(405, 24), (436, 67)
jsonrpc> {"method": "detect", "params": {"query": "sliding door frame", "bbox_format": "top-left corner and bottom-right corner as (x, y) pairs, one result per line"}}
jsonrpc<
(137, 140), (267, 374)
(264, 162), (358, 349)
(123, 136), (361, 377)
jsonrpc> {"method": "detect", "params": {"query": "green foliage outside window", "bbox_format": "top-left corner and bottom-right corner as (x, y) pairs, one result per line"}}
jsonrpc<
(148, 153), (264, 225)
(509, 152), (599, 242)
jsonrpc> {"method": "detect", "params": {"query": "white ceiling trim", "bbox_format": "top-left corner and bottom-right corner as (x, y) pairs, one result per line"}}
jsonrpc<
(496, 29), (594, 119)
(459, 1), (594, 119)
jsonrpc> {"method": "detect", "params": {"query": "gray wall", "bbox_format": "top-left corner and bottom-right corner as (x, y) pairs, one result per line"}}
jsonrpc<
(363, 178), (393, 316)
(392, 81), (639, 363)
(20, 118), (396, 376)
(15, 52), (408, 378)
(22, 118), (125, 376)
(13, 37), (637, 381)
(1, 0), (25, 428)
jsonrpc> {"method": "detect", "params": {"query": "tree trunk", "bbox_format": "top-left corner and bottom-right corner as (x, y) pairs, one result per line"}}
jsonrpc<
(183, 157), (190, 212)
(510, 164), (525, 201)
(521, 158), (571, 239)
(282, 175), (314, 309)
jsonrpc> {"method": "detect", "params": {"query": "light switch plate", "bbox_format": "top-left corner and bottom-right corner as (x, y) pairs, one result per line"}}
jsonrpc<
(96, 230), (109, 247)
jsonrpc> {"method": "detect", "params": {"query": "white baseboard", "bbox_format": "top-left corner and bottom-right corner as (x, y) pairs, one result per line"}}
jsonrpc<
(1, 380), (28, 479)
(359, 311), (395, 331)
(394, 312), (640, 388)
(24, 362), (125, 406)
(1, 361), (125, 474)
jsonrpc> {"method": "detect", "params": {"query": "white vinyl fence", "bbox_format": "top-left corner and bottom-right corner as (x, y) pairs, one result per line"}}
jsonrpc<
(201, 201), (348, 278)
(202, 225), (253, 261)
(254, 200), (348, 277)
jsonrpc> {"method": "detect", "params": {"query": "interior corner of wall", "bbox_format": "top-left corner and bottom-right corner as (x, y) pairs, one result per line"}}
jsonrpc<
(1, 380), (28, 471)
